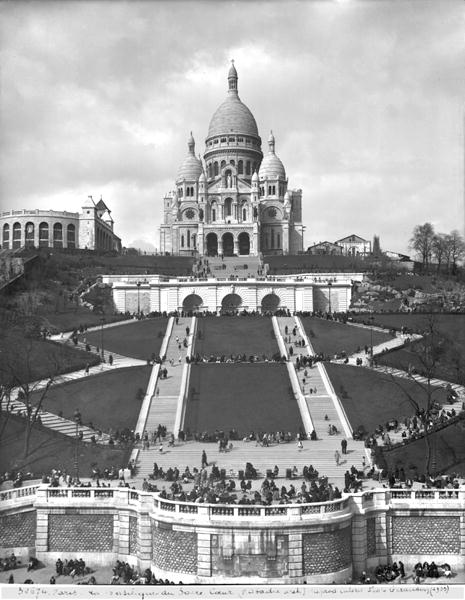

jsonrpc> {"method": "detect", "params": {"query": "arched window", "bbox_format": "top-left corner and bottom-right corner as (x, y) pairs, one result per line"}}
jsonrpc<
(212, 209), (216, 221)
(53, 223), (63, 248)
(192, 234), (196, 249)
(187, 230), (190, 248)
(181, 235), (185, 248)
(238, 160), (243, 175)
(220, 160), (226, 170)
(25, 222), (34, 247)
(39, 222), (49, 247)
(246, 161), (251, 175)
(271, 229), (275, 247)
(2, 224), (10, 249)
(230, 160), (235, 166)
(13, 222), (21, 249)
(243, 208), (247, 221)
(225, 198), (233, 217)
(67, 224), (76, 248)
(214, 162), (219, 176)
(277, 233), (281, 248)
(178, 187), (183, 197)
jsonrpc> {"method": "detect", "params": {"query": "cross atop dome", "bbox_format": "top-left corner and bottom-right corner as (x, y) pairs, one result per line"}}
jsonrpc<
(228, 59), (238, 93)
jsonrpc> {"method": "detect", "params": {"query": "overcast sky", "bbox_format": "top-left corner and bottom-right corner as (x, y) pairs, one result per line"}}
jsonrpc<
(1, 0), (463, 255)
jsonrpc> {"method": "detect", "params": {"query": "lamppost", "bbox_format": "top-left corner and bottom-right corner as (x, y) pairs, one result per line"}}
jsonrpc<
(328, 281), (332, 316)
(369, 312), (375, 366)
(100, 317), (105, 362)
(74, 417), (80, 483)
(136, 281), (141, 317)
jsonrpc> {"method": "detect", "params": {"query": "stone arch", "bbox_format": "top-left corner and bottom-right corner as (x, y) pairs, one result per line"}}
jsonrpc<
(12, 222), (21, 249)
(53, 223), (63, 248)
(39, 222), (49, 247)
(221, 293), (242, 314)
(206, 232), (218, 256)
(182, 294), (204, 312)
(238, 232), (250, 255)
(2, 223), (10, 249)
(222, 232), (234, 256)
(261, 293), (281, 313)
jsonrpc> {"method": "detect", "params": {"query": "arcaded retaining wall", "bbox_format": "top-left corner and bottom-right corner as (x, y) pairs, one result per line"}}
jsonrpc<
(1, 486), (464, 583)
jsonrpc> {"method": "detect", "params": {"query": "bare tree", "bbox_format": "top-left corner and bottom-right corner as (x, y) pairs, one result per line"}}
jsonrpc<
(0, 325), (66, 458)
(431, 233), (447, 274)
(386, 314), (447, 476)
(446, 230), (465, 274)
(409, 222), (435, 271)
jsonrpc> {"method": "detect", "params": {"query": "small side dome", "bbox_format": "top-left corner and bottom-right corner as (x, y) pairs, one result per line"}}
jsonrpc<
(259, 131), (286, 180)
(251, 171), (259, 183)
(198, 171), (206, 183)
(176, 133), (202, 183)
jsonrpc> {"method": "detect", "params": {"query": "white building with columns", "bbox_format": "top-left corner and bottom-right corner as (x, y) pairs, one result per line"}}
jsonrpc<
(160, 62), (304, 257)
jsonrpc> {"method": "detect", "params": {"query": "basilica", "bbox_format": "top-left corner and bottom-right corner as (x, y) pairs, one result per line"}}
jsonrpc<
(159, 63), (304, 257)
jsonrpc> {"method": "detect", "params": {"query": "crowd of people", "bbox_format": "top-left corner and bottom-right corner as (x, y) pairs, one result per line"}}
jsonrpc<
(188, 351), (285, 364)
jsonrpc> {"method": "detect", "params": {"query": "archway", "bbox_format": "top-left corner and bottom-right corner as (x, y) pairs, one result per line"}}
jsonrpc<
(261, 293), (280, 313)
(221, 293), (242, 314)
(238, 232), (250, 255)
(183, 294), (203, 312)
(222, 232), (234, 256)
(206, 233), (218, 256)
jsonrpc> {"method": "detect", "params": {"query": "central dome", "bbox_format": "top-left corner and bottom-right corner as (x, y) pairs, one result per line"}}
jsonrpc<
(207, 61), (259, 139)
(207, 95), (259, 138)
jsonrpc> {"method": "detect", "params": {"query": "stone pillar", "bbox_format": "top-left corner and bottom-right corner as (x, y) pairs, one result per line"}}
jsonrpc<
(34, 225), (40, 248)
(197, 531), (211, 578)
(116, 511), (130, 555)
(288, 532), (303, 579)
(218, 238), (223, 255)
(138, 511), (152, 566)
(459, 512), (465, 557)
(234, 238), (239, 255)
(351, 497), (367, 576)
(35, 509), (49, 554)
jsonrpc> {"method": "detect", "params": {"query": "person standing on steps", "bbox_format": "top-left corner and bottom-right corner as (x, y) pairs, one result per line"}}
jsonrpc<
(201, 450), (208, 468)
(334, 449), (341, 466)
(341, 439), (347, 454)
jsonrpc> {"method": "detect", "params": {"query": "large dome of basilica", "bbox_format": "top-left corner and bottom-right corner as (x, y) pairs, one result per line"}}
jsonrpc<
(206, 62), (259, 139)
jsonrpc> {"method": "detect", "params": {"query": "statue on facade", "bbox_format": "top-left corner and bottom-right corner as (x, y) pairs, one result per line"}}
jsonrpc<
(227, 173), (232, 188)
(199, 208), (204, 221)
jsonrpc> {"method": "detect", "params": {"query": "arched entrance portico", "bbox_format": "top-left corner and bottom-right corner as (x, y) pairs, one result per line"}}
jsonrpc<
(206, 233), (218, 256)
(261, 293), (281, 313)
(238, 232), (250, 255)
(222, 232), (234, 257)
(183, 294), (204, 312)
(221, 293), (242, 314)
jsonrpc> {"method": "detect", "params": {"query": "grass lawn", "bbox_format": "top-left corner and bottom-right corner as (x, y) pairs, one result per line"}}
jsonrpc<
(300, 317), (393, 357)
(0, 414), (130, 477)
(81, 318), (168, 360)
(350, 313), (465, 336)
(33, 366), (151, 432)
(194, 317), (279, 356)
(266, 254), (368, 274)
(351, 313), (465, 385)
(0, 335), (100, 385)
(39, 306), (127, 333)
(325, 363), (448, 434)
(379, 419), (465, 477)
(184, 363), (302, 436)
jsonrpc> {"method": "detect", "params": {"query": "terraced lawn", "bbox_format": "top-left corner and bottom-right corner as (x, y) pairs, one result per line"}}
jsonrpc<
(325, 363), (448, 434)
(81, 318), (168, 360)
(34, 366), (152, 432)
(184, 363), (302, 437)
(379, 419), (465, 477)
(300, 317), (393, 357)
(0, 414), (129, 477)
(194, 317), (279, 357)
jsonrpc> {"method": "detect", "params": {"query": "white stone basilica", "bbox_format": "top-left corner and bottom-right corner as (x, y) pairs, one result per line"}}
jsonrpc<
(160, 62), (304, 257)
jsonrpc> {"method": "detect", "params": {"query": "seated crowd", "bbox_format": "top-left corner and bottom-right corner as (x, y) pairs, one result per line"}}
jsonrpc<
(111, 562), (178, 585)
(188, 351), (285, 364)
(56, 558), (90, 578)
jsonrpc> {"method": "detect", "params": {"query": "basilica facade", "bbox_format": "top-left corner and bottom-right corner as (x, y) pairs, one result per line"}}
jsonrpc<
(159, 63), (304, 257)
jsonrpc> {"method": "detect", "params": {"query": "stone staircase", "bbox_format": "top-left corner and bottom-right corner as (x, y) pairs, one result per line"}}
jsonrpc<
(1, 395), (110, 443)
(136, 318), (195, 476)
(207, 256), (262, 278)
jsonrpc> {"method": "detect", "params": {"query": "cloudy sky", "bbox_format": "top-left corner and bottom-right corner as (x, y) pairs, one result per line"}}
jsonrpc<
(1, 0), (463, 255)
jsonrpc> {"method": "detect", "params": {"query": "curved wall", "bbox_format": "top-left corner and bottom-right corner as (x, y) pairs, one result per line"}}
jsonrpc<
(1, 486), (464, 584)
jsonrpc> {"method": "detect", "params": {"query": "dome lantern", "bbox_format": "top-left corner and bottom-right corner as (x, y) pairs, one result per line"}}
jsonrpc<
(228, 59), (238, 93)
(176, 133), (202, 183)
